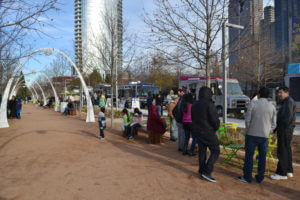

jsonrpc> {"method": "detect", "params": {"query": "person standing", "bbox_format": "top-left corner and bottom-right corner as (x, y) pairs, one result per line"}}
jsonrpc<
(98, 107), (106, 139)
(155, 93), (163, 116)
(271, 86), (296, 180)
(173, 88), (185, 152)
(99, 92), (106, 108)
(9, 96), (17, 119)
(146, 92), (153, 113)
(168, 95), (178, 141)
(182, 93), (197, 156)
(191, 87), (220, 183)
(238, 88), (277, 183)
(16, 98), (23, 119)
(166, 90), (174, 104)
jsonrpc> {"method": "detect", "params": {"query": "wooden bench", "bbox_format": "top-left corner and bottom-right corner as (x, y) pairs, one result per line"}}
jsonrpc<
(69, 109), (77, 116)
(136, 125), (162, 144)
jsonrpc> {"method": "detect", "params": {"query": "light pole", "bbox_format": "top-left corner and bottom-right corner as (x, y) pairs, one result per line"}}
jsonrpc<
(222, 22), (244, 123)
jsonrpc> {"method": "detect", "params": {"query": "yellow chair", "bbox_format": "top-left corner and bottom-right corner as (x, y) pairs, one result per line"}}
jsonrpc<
(217, 123), (244, 167)
(253, 134), (277, 175)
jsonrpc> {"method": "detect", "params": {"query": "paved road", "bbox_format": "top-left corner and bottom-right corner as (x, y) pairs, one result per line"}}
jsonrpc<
(0, 104), (300, 200)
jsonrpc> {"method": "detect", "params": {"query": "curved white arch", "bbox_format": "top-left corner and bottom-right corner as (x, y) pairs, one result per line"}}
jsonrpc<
(0, 48), (95, 128)
(9, 73), (22, 100)
(27, 87), (36, 101)
(9, 79), (24, 99)
(37, 72), (60, 111)
(10, 71), (60, 111)
(33, 81), (47, 106)
(30, 86), (39, 100)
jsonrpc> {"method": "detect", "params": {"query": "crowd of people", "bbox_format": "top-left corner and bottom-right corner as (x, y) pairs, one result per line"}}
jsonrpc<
(2, 83), (297, 184)
(163, 86), (296, 183)
(94, 85), (297, 183)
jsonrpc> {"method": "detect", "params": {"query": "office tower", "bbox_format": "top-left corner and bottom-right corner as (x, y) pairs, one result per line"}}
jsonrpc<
(74, 0), (123, 77)
(264, 6), (275, 24)
(261, 6), (276, 49)
(74, 0), (83, 73)
(275, 0), (300, 63)
(228, 0), (264, 68)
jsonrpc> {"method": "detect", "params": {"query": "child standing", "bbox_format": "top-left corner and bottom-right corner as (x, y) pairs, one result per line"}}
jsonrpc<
(98, 107), (106, 139)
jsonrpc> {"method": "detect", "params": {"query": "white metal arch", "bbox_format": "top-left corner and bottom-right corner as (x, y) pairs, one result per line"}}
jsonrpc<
(30, 86), (39, 100)
(27, 87), (37, 101)
(10, 71), (60, 111)
(33, 81), (47, 106)
(38, 72), (59, 111)
(9, 79), (24, 99)
(0, 48), (95, 128)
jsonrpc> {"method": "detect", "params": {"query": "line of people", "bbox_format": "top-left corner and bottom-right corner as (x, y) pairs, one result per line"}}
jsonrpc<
(167, 87), (220, 182)
(168, 86), (296, 183)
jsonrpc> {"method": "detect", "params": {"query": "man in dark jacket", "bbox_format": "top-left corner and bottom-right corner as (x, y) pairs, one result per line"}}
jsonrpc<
(192, 87), (220, 183)
(271, 86), (296, 180)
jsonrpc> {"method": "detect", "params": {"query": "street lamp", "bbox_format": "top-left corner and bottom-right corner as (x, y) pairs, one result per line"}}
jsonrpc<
(222, 22), (244, 123)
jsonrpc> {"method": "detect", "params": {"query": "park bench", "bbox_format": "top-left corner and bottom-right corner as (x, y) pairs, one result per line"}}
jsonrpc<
(123, 125), (162, 144)
(69, 109), (77, 116)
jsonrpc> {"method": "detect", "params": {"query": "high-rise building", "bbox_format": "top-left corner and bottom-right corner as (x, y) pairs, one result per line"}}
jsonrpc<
(275, 0), (300, 49)
(261, 6), (276, 49)
(275, 0), (300, 64)
(228, 0), (264, 69)
(74, 0), (83, 73)
(74, 0), (123, 77)
(264, 6), (275, 24)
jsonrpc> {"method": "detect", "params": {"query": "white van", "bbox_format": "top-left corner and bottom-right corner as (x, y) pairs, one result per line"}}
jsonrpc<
(179, 76), (250, 115)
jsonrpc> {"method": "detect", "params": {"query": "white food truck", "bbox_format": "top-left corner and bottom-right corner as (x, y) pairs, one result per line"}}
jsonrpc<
(179, 76), (250, 115)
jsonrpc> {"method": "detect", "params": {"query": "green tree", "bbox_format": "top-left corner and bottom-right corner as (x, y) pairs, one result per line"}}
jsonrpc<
(88, 69), (102, 87)
(16, 71), (30, 98)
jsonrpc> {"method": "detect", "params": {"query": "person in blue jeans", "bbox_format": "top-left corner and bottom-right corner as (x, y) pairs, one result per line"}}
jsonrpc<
(16, 98), (22, 119)
(182, 93), (196, 156)
(238, 88), (276, 183)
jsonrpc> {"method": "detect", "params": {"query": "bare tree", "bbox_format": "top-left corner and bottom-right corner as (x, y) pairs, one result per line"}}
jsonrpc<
(87, 2), (123, 126)
(143, 0), (227, 86)
(231, 37), (285, 95)
(0, 0), (58, 94)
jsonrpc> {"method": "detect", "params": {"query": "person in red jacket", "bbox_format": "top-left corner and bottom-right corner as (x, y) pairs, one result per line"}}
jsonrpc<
(147, 105), (166, 134)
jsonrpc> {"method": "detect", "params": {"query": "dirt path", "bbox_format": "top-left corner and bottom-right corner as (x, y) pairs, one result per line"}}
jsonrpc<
(0, 104), (299, 200)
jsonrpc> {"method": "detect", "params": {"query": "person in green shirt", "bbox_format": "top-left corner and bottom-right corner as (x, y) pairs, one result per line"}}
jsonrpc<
(99, 92), (106, 108)
(121, 108), (132, 135)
